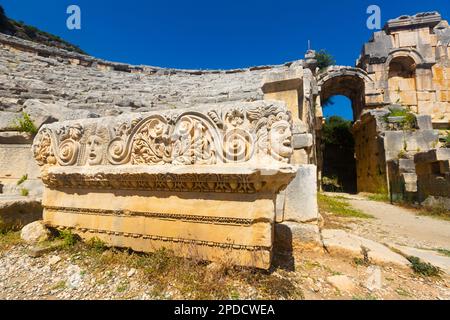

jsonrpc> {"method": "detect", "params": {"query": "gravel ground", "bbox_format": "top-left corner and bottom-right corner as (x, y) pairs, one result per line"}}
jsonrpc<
(0, 240), (449, 300)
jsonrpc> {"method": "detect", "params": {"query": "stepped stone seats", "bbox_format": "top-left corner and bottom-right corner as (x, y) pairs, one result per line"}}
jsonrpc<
(32, 100), (297, 269)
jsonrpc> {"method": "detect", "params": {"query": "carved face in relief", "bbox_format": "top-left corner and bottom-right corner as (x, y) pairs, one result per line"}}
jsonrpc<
(269, 120), (293, 160)
(87, 135), (104, 165)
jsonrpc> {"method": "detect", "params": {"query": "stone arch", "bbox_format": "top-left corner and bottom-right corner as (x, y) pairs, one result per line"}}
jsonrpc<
(385, 51), (421, 108)
(317, 66), (373, 194)
(384, 48), (424, 67)
(317, 66), (373, 120)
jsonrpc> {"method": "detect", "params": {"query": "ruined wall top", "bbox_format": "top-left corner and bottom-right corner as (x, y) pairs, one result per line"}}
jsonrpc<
(384, 12), (443, 31)
(0, 32), (302, 132)
(357, 11), (450, 68)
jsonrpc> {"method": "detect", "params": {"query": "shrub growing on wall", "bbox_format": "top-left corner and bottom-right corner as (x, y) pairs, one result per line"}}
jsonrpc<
(13, 112), (38, 135)
(316, 49), (336, 72)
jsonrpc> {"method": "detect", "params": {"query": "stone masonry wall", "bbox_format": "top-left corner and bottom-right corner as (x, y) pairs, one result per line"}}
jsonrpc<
(353, 111), (387, 193)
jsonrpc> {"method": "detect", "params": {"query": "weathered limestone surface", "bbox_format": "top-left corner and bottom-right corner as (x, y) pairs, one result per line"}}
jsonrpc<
(282, 165), (318, 222)
(414, 148), (450, 208)
(353, 111), (388, 193)
(322, 229), (409, 266)
(0, 196), (43, 229)
(20, 220), (50, 244)
(0, 137), (43, 197)
(274, 222), (321, 253)
(32, 101), (298, 269)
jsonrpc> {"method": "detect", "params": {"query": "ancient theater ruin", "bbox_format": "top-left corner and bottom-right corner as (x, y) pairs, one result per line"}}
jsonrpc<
(0, 11), (449, 269)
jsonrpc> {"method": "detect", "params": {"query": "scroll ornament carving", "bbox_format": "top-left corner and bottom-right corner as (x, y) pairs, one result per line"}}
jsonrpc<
(33, 102), (293, 167)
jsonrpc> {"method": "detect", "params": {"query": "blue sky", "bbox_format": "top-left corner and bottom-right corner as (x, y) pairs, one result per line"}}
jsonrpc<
(2, 0), (449, 119)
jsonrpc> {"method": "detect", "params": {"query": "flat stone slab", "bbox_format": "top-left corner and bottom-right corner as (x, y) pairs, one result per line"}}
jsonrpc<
(274, 222), (321, 252)
(321, 229), (409, 266)
(0, 132), (34, 144)
(415, 149), (450, 164)
(393, 245), (450, 275)
(326, 275), (357, 293)
(0, 196), (43, 229)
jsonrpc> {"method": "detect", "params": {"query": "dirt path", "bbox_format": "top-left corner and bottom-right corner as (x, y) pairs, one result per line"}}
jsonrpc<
(344, 198), (450, 251)
(322, 192), (450, 250)
(321, 192), (450, 276)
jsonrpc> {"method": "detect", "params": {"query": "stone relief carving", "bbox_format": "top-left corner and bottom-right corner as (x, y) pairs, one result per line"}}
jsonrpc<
(33, 101), (293, 168)
(41, 171), (277, 193)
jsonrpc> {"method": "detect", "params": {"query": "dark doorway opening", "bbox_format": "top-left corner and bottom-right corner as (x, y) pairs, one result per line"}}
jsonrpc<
(321, 96), (357, 194)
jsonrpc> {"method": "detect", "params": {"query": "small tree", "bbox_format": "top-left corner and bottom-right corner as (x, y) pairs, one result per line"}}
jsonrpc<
(316, 49), (336, 106)
(316, 49), (336, 72)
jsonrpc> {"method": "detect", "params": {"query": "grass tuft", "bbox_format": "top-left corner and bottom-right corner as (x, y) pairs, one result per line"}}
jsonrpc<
(366, 193), (390, 202)
(51, 280), (66, 291)
(318, 193), (373, 219)
(86, 237), (108, 252)
(436, 248), (450, 257)
(59, 242), (304, 299)
(20, 188), (29, 196)
(418, 205), (450, 221)
(0, 230), (22, 252)
(57, 229), (79, 248)
(17, 174), (28, 185)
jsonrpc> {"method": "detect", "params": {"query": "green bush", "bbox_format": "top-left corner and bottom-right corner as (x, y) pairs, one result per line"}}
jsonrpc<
(20, 188), (29, 196)
(13, 112), (38, 134)
(322, 176), (342, 192)
(24, 25), (38, 37)
(321, 116), (354, 148)
(407, 256), (441, 277)
(86, 237), (108, 252)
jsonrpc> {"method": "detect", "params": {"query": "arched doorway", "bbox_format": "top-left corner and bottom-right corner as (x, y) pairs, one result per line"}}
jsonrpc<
(387, 55), (418, 109)
(317, 67), (370, 194)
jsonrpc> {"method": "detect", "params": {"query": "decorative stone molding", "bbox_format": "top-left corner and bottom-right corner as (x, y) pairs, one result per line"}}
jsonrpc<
(33, 101), (294, 168)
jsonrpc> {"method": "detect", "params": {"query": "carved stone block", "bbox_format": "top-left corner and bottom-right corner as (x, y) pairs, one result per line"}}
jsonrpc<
(32, 101), (297, 269)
